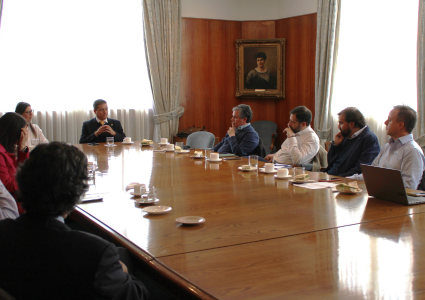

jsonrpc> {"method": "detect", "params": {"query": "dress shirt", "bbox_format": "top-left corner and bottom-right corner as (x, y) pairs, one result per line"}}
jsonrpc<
(96, 117), (109, 124)
(25, 124), (48, 148)
(273, 126), (320, 165)
(349, 134), (425, 189)
(0, 180), (18, 220)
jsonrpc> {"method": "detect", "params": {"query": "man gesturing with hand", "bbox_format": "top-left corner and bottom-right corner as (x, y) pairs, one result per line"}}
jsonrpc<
(324, 107), (380, 177)
(265, 106), (319, 165)
(212, 104), (259, 156)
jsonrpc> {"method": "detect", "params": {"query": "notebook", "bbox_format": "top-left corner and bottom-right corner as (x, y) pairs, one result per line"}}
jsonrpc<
(360, 164), (425, 206)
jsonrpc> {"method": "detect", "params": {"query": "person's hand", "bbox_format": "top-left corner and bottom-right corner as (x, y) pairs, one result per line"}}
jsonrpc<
(94, 125), (108, 137)
(19, 127), (29, 151)
(284, 127), (295, 138)
(227, 124), (236, 137)
(333, 132), (344, 146)
(265, 154), (274, 162)
(104, 125), (116, 136)
(119, 261), (128, 274)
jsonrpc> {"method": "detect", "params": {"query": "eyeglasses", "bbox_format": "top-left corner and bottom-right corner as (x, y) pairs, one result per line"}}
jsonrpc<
(23, 109), (34, 114)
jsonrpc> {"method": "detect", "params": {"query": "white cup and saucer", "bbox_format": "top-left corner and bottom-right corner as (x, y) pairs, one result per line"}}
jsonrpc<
(158, 138), (169, 146)
(122, 137), (134, 145)
(208, 153), (222, 162)
(261, 163), (277, 174)
(274, 168), (292, 179)
(130, 184), (147, 197)
(165, 144), (175, 152)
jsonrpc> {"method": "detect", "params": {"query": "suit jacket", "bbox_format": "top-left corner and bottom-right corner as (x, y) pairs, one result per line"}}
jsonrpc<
(325, 126), (380, 177)
(0, 214), (148, 300)
(79, 118), (126, 144)
(213, 124), (259, 156)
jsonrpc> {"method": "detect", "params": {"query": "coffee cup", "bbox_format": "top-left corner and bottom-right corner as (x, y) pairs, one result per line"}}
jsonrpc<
(277, 168), (289, 177)
(133, 184), (145, 196)
(166, 144), (174, 151)
(210, 153), (219, 161)
(123, 137), (131, 143)
(160, 138), (168, 144)
(265, 163), (274, 172)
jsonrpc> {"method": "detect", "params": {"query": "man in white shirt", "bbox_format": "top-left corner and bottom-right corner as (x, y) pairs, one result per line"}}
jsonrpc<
(350, 105), (425, 189)
(265, 106), (319, 165)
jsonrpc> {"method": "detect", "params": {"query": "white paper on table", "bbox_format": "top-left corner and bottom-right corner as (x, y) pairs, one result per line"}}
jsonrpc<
(292, 182), (339, 190)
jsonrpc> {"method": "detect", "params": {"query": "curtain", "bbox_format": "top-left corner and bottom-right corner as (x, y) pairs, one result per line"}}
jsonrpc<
(0, 109), (154, 145)
(314, 0), (341, 144)
(418, 0), (425, 139)
(142, 0), (184, 142)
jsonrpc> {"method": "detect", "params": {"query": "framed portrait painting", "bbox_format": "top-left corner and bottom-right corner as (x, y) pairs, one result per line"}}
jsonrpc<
(235, 38), (285, 98)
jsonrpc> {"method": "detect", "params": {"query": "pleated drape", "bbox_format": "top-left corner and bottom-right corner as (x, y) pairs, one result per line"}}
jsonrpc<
(142, 0), (183, 142)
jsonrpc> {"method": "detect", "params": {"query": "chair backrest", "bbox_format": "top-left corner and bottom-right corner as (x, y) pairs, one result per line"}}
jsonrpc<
(251, 121), (278, 155)
(252, 137), (267, 157)
(0, 287), (16, 300)
(186, 131), (215, 149)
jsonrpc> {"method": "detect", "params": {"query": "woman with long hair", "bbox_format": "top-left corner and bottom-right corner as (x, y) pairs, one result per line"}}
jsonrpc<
(15, 102), (48, 147)
(0, 112), (29, 213)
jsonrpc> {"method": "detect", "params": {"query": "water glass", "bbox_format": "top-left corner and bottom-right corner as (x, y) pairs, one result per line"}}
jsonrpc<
(294, 166), (305, 176)
(175, 142), (184, 149)
(249, 155), (258, 169)
(106, 137), (114, 146)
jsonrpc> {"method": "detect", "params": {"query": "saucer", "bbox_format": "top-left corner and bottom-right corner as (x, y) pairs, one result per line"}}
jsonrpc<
(259, 168), (277, 174)
(176, 216), (205, 225)
(130, 192), (146, 197)
(165, 149), (175, 152)
(274, 175), (292, 179)
(158, 142), (169, 146)
(122, 142), (134, 145)
(104, 144), (117, 147)
(290, 180), (315, 184)
(190, 155), (205, 159)
(337, 188), (362, 195)
(207, 158), (222, 162)
(153, 150), (165, 152)
(142, 206), (172, 214)
(238, 166), (257, 172)
(175, 150), (190, 154)
(140, 143), (152, 146)
(135, 198), (159, 204)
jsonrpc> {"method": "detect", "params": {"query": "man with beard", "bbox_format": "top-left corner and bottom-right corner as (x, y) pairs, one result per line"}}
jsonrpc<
(265, 106), (319, 165)
(325, 107), (380, 177)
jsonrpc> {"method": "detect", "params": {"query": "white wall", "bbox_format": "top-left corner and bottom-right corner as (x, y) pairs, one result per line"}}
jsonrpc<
(181, 0), (317, 20)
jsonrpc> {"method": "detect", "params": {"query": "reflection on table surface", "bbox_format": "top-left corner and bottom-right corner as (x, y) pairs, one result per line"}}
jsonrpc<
(74, 142), (425, 299)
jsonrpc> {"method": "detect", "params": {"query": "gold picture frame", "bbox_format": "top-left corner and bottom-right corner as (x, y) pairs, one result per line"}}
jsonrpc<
(235, 38), (285, 98)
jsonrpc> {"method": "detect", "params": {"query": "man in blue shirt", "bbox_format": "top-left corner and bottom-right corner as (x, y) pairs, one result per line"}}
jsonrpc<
(213, 104), (259, 156)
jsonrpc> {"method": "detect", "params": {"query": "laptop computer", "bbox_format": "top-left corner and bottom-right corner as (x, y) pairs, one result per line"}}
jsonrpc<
(361, 164), (425, 206)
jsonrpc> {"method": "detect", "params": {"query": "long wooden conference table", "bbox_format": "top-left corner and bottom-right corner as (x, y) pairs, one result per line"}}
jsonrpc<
(72, 142), (425, 299)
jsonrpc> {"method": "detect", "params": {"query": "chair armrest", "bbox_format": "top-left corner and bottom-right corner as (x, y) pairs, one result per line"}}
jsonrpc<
(270, 133), (278, 152)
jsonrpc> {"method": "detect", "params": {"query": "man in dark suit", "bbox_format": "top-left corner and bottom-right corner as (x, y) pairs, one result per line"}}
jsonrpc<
(79, 99), (126, 143)
(0, 142), (148, 300)
(324, 107), (380, 177)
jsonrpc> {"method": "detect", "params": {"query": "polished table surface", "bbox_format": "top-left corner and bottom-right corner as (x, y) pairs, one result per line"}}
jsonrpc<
(74, 143), (425, 299)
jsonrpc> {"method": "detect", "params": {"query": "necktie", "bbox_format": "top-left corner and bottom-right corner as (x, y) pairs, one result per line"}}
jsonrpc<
(100, 121), (104, 125)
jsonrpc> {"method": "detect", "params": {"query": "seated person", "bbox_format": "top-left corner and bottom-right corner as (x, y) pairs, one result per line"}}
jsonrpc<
(350, 105), (425, 189)
(213, 104), (259, 156)
(265, 106), (319, 165)
(324, 107), (380, 177)
(0, 113), (29, 214)
(0, 142), (149, 299)
(0, 179), (18, 220)
(15, 102), (49, 147)
(79, 99), (126, 143)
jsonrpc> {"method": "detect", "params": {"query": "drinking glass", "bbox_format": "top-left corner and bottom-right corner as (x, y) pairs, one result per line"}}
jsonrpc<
(205, 149), (213, 158)
(249, 155), (258, 169)
(175, 142), (184, 150)
(294, 166), (305, 176)
(106, 137), (114, 146)
(31, 139), (40, 146)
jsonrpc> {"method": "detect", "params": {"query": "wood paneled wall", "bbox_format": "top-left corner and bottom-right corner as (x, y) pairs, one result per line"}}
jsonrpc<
(179, 14), (317, 146)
